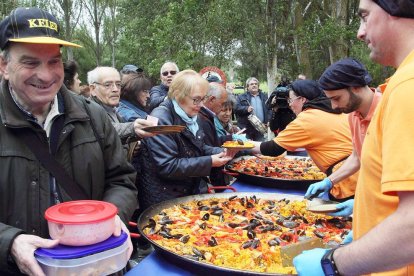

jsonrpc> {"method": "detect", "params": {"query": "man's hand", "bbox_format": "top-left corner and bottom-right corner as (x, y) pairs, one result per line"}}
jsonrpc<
(133, 118), (156, 138)
(329, 199), (354, 217)
(247, 106), (254, 113)
(223, 148), (240, 158)
(11, 234), (59, 276)
(113, 215), (133, 259)
(211, 152), (232, 167)
(293, 248), (327, 276)
(304, 178), (333, 199)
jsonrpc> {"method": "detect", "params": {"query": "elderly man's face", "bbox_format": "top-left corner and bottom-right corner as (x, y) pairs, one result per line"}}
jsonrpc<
(207, 91), (228, 115)
(91, 68), (121, 107)
(1, 43), (63, 112)
(160, 63), (177, 87)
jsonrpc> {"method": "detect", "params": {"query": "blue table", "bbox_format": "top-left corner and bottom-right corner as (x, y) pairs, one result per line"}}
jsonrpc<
(126, 180), (306, 276)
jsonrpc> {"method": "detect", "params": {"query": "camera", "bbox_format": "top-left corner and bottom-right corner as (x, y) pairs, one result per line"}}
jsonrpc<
(266, 86), (290, 109)
(267, 82), (296, 135)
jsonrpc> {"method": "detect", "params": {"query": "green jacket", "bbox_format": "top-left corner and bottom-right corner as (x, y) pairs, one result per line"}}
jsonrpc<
(0, 81), (137, 274)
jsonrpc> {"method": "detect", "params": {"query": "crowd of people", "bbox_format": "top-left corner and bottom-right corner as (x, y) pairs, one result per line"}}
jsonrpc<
(1, 1), (414, 275)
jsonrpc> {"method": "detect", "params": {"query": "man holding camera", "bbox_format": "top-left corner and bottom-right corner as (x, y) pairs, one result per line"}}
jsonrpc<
(267, 84), (296, 136)
(234, 77), (271, 141)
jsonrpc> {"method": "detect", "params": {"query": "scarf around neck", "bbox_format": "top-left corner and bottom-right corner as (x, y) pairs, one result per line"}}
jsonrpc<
(214, 116), (227, 137)
(172, 99), (199, 136)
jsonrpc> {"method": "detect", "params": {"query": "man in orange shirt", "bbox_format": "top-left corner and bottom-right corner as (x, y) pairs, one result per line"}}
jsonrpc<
(294, 1), (414, 275)
(305, 58), (382, 218)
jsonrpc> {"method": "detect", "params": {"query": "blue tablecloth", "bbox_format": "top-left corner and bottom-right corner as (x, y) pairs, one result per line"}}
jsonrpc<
(126, 179), (306, 276)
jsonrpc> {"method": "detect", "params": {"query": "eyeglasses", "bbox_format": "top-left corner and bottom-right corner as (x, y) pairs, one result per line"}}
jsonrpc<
(162, 70), (177, 77)
(287, 96), (302, 104)
(94, 81), (122, 89)
(188, 95), (209, 105)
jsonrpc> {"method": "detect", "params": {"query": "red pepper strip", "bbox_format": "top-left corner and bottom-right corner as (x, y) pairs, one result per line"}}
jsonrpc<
(147, 234), (162, 240)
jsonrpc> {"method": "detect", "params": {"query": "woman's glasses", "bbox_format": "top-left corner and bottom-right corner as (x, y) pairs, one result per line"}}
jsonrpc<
(162, 70), (177, 76)
(94, 81), (122, 89)
(287, 96), (302, 104)
(188, 95), (209, 105)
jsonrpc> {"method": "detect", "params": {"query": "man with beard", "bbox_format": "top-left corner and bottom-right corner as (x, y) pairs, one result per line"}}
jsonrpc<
(305, 58), (382, 218)
(294, 1), (414, 275)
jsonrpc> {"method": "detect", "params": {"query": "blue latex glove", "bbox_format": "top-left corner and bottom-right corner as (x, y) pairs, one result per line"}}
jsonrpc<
(232, 134), (248, 142)
(293, 248), (327, 276)
(341, 230), (353, 245)
(304, 178), (332, 199)
(328, 199), (354, 217)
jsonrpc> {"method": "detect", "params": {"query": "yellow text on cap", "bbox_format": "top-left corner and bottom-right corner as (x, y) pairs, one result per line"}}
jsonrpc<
(27, 19), (58, 32)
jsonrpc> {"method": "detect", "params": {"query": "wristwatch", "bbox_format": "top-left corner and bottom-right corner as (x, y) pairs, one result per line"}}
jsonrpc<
(321, 248), (340, 276)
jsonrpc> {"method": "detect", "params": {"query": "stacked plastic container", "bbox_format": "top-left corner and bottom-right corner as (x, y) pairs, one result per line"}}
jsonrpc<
(35, 200), (129, 276)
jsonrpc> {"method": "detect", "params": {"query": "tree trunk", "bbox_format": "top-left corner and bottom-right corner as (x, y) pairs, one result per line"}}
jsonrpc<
(293, 0), (312, 79)
(265, 0), (278, 93)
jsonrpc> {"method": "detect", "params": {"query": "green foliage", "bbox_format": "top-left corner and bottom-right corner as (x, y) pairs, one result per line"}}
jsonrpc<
(12, 0), (393, 87)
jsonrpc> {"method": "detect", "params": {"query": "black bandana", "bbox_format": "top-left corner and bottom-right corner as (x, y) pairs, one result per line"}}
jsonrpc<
(374, 0), (414, 18)
(318, 58), (372, 91)
(290, 80), (340, 114)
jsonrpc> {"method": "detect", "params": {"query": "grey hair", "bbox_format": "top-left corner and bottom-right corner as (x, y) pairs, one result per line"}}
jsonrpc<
(160, 61), (179, 75)
(87, 66), (120, 84)
(208, 83), (226, 99)
(1, 46), (11, 61)
(245, 77), (259, 88)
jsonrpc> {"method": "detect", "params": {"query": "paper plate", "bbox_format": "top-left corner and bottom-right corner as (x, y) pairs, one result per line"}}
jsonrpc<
(307, 204), (338, 214)
(222, 141), (255, 150)
(142, 125), (186, 134)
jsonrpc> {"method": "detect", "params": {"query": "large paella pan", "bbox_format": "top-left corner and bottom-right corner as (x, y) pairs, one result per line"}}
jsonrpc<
(138, 192), (351, 276)
(224, 155), (326, 190)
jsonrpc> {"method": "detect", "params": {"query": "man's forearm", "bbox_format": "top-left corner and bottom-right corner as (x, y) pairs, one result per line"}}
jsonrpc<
(335, 191), (414, 275)
(329, 150), (360, 184)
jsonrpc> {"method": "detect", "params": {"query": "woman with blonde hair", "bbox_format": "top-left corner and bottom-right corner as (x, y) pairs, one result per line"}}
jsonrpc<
(136, 70), (233, 210)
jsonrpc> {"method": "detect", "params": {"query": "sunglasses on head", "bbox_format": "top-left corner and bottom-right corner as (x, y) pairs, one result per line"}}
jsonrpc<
(162, 70), (177, 76)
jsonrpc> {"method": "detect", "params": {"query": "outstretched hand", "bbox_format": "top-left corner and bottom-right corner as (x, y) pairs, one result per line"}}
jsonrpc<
(133, 118), (156, 138)
(211, 151), (233, 167)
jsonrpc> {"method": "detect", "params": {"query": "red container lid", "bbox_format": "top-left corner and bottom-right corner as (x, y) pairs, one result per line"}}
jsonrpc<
(45, 200), (117, 224)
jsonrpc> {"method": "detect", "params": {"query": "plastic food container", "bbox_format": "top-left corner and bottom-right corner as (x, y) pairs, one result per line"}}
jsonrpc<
(35, 231), (128, 276)
(45, 200), (117, 246)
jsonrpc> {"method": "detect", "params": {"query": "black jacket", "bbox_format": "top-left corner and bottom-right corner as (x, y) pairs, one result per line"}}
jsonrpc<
(149, 83), (169, 111)
(198, 106), (232, 186)
(135, 100), (222, 210)
(0, 81), (137, 275)
(234, 90), (271, 140)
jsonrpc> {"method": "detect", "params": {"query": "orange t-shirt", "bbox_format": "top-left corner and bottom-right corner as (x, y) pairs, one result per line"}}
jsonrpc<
(348, 89), (382, 159)
(275, 108), (357, 199)
(355, 49), (414, 275)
